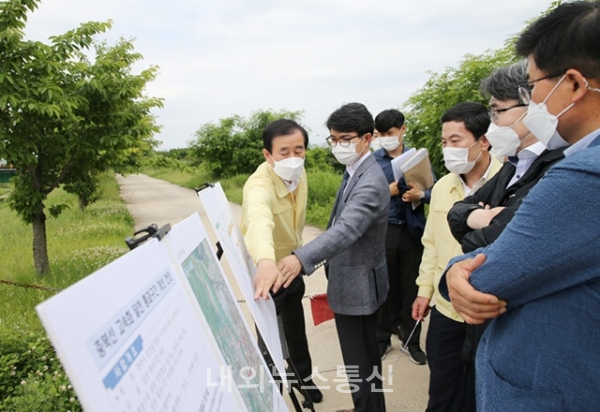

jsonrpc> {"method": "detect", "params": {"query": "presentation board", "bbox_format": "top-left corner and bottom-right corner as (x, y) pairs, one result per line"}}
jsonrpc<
(36, 214), (288, 412)
(197, 183), (286, 383)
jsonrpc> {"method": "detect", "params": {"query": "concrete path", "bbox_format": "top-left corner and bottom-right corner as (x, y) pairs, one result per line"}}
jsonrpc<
(117, 173), (430, 412)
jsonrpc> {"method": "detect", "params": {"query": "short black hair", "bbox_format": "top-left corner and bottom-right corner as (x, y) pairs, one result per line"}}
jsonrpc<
(374, 109), (405, 133)
(262, 119), (309, 153)
(516, 1), (600, 81)
(480, 60), (529, 103)
(441, 102), (490, 140)
(326, 102), (374, 136)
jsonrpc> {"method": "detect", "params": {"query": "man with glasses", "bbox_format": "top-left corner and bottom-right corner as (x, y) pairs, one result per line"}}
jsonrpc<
(446, 60), (565, 410)
(372, 109), (431, 364)
(440, 2), (600, 410)
(278, 102), (389, 412)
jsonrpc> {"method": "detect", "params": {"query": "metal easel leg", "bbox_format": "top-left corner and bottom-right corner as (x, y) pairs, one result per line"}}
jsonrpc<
(256, 316), (316, 411)
(276, 315), (316, 412)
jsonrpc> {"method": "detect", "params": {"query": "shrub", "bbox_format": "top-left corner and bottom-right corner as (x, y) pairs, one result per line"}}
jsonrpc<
(305, 146), (342, 173)
(0, 327), (82, 411)
(189, 109), (306, 178)
(306, 170), (342, 228)
(306, 170), (342, 205)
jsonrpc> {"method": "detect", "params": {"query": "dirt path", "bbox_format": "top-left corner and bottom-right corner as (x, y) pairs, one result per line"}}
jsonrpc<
(116, 173), (429, 411)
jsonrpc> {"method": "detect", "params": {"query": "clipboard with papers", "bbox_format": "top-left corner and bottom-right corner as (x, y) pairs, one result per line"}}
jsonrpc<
(390, 148), (435, 191)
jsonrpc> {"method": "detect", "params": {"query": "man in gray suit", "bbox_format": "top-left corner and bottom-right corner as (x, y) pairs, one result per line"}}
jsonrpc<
(277, 103), (390, 412)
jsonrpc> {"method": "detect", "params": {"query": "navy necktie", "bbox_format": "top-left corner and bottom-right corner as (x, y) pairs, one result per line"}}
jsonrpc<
(341, 171), (350, 192)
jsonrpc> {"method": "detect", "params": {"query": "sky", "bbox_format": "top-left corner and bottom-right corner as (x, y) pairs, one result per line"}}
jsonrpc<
(23, 0), (555, 150)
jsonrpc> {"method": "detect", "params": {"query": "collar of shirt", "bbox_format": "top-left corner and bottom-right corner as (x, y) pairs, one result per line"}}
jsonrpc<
(283, 178), (300, 193)
(461, 154), (495, 196)
(508, 141), (546, 166)
(377, 144), (410, 161)
(506, 141), (545, 188)
(346, 151), (371, 179)
(563, 127), (600, 157)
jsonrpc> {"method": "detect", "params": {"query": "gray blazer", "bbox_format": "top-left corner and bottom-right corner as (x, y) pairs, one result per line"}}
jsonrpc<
(294, 155), (389, 316)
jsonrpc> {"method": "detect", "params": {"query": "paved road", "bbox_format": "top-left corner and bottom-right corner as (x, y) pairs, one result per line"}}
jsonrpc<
(117, 173), (430, 411)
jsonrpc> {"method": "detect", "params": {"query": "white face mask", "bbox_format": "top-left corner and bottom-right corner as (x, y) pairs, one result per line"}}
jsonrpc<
(522, 75), (573, 150)
(378, 135), (401, 152)
(486, 119), (525, 159)
(272, 157), (304, 182)
(371, 138), (383, 151)
(332, 142), (361, 165)
(443, 141), (481, 175)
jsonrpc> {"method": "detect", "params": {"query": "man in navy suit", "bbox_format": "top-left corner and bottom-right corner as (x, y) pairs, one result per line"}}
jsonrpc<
(440, 2), (600, 411)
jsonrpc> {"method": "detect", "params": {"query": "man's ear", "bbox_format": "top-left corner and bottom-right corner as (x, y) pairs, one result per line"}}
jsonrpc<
(263, 149), (273, 165)
(479, 135), (491, 152)
(567, 69), (592, 104)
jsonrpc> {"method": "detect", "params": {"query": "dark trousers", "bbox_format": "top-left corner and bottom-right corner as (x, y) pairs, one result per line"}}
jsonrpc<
(258, 276), (313, 381)
(462, 321), (490, 410)
(425, 306), (474, 412)
(377, 223), (423, 345)
(335, 310), (386, 412)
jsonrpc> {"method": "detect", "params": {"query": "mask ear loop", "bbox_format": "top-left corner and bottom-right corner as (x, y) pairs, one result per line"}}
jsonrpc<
(466, 139), (483, 165)
(540, 74), (575, 119)
(583, 78), (600, 93)
(542, 75), (568, 104)
(357, 134), (370, 157)
(509, 110), (528, 128)
(555, 102), (575, 118)
(510, 109), (532, 142)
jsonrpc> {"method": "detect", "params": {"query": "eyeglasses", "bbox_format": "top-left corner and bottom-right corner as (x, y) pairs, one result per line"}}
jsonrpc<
(518, 69), (600, 104)
(517, 70), (567, 105)
(489, 104), (527, 121)
(325, 134), (363, 147)
(521, 70), (567, 88)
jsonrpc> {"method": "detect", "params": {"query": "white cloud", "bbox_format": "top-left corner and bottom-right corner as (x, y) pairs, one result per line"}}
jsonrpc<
(23, 0), (554, 149)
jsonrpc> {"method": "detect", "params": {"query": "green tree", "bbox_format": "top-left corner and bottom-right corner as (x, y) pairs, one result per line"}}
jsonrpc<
(402, 0), (567, 178)
(160, 147), (194, 161)
(64, 39), (162, 210)
(189, 109), (305, 178)
(305, 145), (344, 174)
(0, 0), (162, 274)
(403, 46), (517, 177)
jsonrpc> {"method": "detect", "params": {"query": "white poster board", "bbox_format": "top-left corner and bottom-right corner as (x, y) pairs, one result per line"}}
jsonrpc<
(36, 214), (288, 412)
(197, 183), (285, 383)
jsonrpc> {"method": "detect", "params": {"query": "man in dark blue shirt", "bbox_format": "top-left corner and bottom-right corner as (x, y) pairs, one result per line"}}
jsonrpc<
(373, 109), (432, 364)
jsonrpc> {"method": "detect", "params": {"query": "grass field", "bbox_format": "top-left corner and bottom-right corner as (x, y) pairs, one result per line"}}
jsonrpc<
(0, 173), (134, 410)
(1, 174), (133, 328)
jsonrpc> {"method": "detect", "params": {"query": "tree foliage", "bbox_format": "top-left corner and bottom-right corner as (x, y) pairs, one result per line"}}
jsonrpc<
(401, 0), (568, 178)
(403, 46), (518, 177)
(189, 109), (306, 178)
(305, 145), (344, 174)
(0, 0), (163, 274)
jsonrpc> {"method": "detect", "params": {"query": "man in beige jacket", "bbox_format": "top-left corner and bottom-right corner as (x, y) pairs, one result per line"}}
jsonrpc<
(412, 102), (502, 412)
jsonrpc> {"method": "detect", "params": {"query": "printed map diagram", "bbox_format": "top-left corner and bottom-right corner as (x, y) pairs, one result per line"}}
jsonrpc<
(182, 239), (273, 412)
